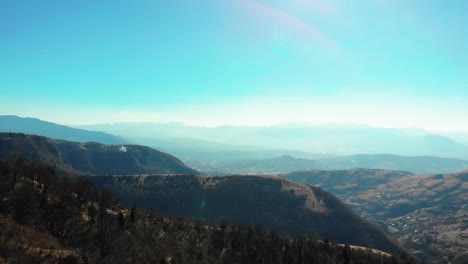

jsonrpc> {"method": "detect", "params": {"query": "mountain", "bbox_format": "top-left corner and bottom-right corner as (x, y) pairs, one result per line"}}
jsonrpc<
(129, 137), (264, 154)
(351, 170), (468, 262)
(0, 115), (126, 144)
(283, 169), (468, 263)
(0, 116), (326, 164)
(317, 154), (468, 174)
(78, 122), (468, 159)
(230, 155), (317, 174)
(187, 155), (318, 175)
(443, 131), (468, 145)
(188, 154), (468, 175)
(127, 136), (321, 162)
(0, 133), (197, 175)
(88, 174), (406, 255)
(0, 156), (419, 264)
(283, 169), (413, 196)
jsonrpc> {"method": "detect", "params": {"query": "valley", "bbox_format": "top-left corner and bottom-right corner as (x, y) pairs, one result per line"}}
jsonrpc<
(0, 156), (418, 264)
(347, 171), (468, 262)
(2, 1), (467, 262)
(79, 122), (468, 160)
(186, 154), (468, 175)
(284, 169), (468, 263)
(0, 118), (467, 263)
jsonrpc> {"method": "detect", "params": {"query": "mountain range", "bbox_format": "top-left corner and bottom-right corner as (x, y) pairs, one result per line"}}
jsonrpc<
(88, 174), (406, 255)
(78, 122), (468, 159)
(0, 156), (419, 263)
(0, 115), (125, 144)
(283, 169), (413, 196)
(188, 154), (468, 175)
(1, 115), (465, 261)
(0, 133), (197, 175)
(3, 115), (468, 174)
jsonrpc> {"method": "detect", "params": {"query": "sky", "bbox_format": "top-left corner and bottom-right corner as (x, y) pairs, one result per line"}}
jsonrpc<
(0, 0), (467, 132)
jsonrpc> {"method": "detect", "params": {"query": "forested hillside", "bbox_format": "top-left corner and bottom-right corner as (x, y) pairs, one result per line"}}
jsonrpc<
(0, 156), (420, 263)
(0, 133), (198, 175)
(88, 174), (406, 255)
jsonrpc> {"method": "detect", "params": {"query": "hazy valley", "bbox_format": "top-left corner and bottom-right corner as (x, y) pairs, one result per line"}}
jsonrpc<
(284, 169), (468, 262)
(79, 122), (468, 160)
(0, 117), (467, 263)
(2, 2), (467, 262)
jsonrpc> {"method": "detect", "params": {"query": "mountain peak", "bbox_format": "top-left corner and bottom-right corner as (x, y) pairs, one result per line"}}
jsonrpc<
(277, 154), (295, 160)
(0, 133), (198, 175)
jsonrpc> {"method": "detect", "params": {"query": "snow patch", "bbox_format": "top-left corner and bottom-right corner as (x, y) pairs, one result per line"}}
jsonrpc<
(119, 146), (128, 152)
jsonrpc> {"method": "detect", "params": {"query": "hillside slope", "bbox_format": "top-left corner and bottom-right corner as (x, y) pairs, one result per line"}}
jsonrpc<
(188, 154), (468, 175)
(0, 115), (125, 144)
(0, 133), (197, 175)
(318, 154), (468, 174)
(351, 171), (467, 262)
(0, 156), (419, 264)
(283, 169), (413, 196)
(284, 168), (468, 263)
(88, 174), (406, 255)
(188, 155), (319, 175)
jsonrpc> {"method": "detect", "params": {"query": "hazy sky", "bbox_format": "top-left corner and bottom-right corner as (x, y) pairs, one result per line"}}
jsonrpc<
(1, 0), (467, 131)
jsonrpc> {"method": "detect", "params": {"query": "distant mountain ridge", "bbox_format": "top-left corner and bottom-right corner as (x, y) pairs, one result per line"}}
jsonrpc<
(190, 153), (468, 175)
(0, 133), (198, 175)
(79, 122), (468, 159)
(283, 169), (413, 196)
(317, 154), (468, 174)
(188, 155), (318, 175)
(4, 116), (468, 174)
(0, 115), (126, 144)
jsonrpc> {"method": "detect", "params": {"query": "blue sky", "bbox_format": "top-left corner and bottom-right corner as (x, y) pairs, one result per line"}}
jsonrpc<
(0, 0), (467, 131)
